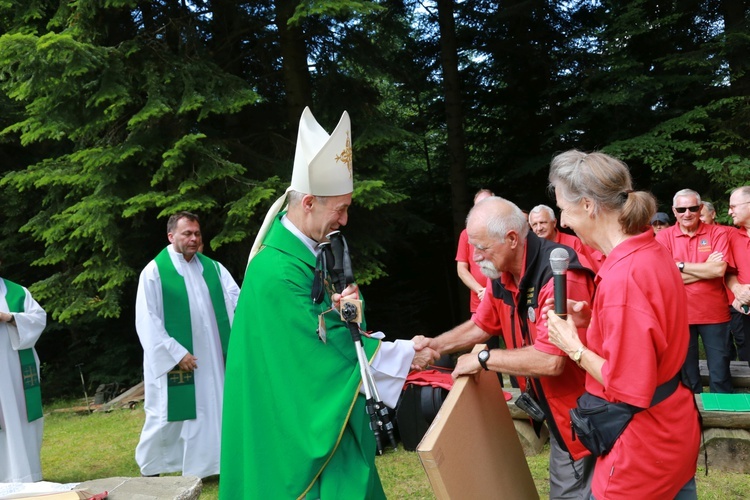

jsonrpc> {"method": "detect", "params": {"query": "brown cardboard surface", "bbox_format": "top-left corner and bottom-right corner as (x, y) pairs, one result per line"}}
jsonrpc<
(417, 345), (539, 500)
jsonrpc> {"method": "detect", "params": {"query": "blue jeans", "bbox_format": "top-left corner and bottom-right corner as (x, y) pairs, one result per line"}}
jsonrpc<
(682, 323), (732, 393)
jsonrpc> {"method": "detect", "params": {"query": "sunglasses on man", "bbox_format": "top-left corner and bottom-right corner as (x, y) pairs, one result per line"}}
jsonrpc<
(674, 205), (701, 214)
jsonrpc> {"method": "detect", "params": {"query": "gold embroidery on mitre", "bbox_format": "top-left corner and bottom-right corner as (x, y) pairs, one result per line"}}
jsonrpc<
(335, 132), (353, 178)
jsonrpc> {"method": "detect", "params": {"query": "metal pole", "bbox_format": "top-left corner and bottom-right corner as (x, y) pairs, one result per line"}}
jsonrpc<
(75, 363), (92, 413)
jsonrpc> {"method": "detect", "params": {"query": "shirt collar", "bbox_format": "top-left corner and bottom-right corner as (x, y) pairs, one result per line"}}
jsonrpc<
(281, 215), (320, 256)
(595, 229), (653, 285)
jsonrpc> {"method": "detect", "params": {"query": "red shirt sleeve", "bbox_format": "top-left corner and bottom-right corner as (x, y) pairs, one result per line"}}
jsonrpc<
(455, 229), (470, 263)
(472, 283), (503, 336)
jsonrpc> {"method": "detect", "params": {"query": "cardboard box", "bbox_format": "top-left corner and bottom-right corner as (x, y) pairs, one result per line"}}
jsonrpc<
(417, 345), (538, 499)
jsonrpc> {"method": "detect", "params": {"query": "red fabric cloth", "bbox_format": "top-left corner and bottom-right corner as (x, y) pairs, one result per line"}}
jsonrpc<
(404, 369), (511, 400)
(405, 369), (454, 390)
(455, 229), (489, 312)
(588, 229), (700, 499)
(472, 245), (596, 460)
(655, 222), (730, 324)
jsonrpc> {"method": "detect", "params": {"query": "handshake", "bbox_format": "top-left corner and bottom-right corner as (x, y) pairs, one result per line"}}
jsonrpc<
(410, 335), (441, 371)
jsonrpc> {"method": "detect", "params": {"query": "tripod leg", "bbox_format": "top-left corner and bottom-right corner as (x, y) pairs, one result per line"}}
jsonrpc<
(354, 340), (385, 455)
(356, 340), (398, 451)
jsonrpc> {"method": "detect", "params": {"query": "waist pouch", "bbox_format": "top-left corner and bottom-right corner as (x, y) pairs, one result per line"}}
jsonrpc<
(570, 374), (681, 457)
(569, 393), (637, 456)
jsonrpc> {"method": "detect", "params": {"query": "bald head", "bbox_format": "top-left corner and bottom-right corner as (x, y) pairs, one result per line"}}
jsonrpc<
(468, 197), (529, 243)
(466, 197), (529, 280)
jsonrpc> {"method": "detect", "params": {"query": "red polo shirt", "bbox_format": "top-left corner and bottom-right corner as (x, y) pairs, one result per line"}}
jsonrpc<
(726, 226), (750, 283)
(587, 230), (699, 498)
(456, 229), (489, 312)
(655, 222), (729, 324)
(555, 231), (604, 274)
(726, 226), (750, 303)
(473, 246), (595, 460)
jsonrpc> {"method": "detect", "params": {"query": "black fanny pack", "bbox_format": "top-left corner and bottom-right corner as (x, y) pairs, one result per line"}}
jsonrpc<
(569, 374), (681, 457)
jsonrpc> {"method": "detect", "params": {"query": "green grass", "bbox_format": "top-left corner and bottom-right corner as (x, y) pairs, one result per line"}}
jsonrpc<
(39, 403), (750, 498)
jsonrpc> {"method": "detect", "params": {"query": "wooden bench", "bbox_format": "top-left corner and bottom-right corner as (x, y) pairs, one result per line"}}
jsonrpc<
(699, 359), (750, 388)
(505, 385), (750, 472)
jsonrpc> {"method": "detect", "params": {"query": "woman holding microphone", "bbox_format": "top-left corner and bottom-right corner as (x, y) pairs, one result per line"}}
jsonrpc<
(545, 150), (700, 499)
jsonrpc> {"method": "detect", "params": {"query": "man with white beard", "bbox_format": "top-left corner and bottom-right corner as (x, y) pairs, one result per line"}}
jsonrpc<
(413, 196), (597, 499)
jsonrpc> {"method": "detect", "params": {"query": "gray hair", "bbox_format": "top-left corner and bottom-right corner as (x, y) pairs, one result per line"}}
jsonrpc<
(673, 188), (701, 206)
(469, 196), (530, 243)
(731, 186), (750, 199)
(703, 201), (715, 214)
(548, 150), (655, 235)
(287, 190), (329, 207)
(528, 204), (556, 223)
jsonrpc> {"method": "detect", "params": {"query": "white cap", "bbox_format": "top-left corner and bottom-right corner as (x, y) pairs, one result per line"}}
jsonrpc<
(248, 107), (353, 262)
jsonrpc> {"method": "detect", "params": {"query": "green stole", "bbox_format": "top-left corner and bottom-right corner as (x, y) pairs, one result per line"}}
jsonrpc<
(154, 248), (231, 421)
(4, 279), (43, 424)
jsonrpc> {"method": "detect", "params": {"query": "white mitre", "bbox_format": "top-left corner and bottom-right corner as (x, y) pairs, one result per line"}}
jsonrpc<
(248, 107), (353, 262)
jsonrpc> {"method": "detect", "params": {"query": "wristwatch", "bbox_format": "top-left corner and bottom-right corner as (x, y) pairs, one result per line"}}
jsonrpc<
(478, 348), (490, 371)
(677, 262), (685, 272)
(572, 346), (587, 366)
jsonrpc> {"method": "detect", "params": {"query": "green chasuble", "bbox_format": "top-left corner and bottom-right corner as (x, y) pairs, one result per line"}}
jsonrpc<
(154, 249), (231, 421)
(4, 279), (43, 423)
(220, 215), (385, 500)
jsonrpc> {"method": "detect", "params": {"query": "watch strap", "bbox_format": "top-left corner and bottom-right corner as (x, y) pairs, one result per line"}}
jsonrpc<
(478, 349), (490, 371)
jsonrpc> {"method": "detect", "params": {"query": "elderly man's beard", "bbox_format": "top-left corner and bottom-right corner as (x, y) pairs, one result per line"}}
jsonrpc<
(479, 261), (500, 279)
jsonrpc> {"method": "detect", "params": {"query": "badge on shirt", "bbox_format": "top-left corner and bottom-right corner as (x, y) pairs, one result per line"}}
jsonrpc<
(527, 307), (536, 323)
(698, 238), (712, 253)
(317, 313), (328, 344)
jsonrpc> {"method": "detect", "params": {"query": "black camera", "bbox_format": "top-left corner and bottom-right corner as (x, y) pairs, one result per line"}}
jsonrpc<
(515, 391), (546, 422)
(341, 301), (359, 322)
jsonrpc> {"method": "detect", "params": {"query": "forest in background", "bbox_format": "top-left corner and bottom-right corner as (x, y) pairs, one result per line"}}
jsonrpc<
(0, 0), (748, 399)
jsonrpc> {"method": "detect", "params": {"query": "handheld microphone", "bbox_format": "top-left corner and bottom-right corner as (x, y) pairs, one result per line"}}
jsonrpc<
(550, 248), (570, 319)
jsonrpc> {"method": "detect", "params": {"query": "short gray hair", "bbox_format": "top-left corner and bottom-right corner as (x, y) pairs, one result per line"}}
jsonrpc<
(528, 204), (556, 223)
(673, 188), (701, 206)
(469, 196), (530, 243)
(287, 190), (329, 207)
(731, 186), (750, 199)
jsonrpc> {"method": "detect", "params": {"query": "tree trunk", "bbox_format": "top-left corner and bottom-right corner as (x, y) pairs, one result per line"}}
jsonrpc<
(436, 0), (468, 242)
(275, 0), (314, 135)
(720, 0), (750, 94)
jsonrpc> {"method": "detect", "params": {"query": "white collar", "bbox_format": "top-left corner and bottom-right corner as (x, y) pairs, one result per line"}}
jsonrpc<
(281, 215), (320, 256)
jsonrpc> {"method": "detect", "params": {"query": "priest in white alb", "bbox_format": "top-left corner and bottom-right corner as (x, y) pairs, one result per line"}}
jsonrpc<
(0, 277), (47, 483)
(135, 211), (240, 478)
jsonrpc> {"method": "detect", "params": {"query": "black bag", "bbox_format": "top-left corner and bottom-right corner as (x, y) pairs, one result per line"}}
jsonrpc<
(569, 393), (638, 457)
(569, 374), (682, 457)
(395, 383), (449, 451)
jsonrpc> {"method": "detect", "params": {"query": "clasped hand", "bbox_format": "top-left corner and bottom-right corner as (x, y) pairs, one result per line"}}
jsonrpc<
(410, 335), (440, 371)
(331, 283), (359, 310)
(541, 297), (591, 355)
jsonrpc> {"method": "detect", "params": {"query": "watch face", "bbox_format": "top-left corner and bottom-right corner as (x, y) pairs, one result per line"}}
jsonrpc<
(479, 350), (489, 361)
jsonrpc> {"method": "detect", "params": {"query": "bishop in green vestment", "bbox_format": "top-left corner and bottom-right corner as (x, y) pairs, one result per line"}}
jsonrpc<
(220, 108), (436, 499)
